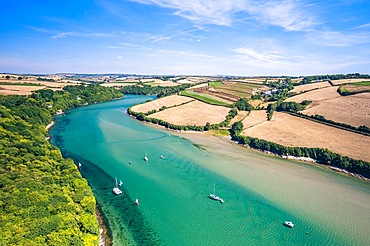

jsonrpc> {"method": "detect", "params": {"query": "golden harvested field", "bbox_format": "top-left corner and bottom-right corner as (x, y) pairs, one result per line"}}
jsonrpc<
(176, 78), (196, 84)
(141, 78), (180, 86)
(150, 81), (180, 87)
(149, 100), (230, 126)
(241, 110), (268, 129)
(101, 83), (137, 87)
(231, 79), (265, 84)
(249, 99), (263, 108)
(241, 112), (370, 162)
(302, 93), (370, 127)
(131, 95), (194, 113)
(339, 84), (370, 93)
(229, 111), (249, 126)
(0, 80), (80, 95)
(291, 82), (331, 94)
(0, 85), (46, 95)
(116, 79), (140, 83)
(285, 86), (340, 103)
(330, 78), (370, 85)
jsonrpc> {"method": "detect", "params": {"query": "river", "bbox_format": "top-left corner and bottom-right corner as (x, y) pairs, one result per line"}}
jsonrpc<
(50, 95), (370, 245)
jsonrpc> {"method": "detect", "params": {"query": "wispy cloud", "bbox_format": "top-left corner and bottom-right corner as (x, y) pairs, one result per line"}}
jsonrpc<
(129, 0), (317, 31)
(354, 23), (370, 30)
(233, 47), (284, 62)
(245, 0), (317, 31)
(306, 30), (370, 47)
(144, 34), (172, 42)
(51, 32), (115, 39)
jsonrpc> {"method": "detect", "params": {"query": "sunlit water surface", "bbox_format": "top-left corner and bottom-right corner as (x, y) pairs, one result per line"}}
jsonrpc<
(50, 95), (370, 245)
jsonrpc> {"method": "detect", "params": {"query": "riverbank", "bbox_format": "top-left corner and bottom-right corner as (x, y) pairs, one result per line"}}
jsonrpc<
(143, 120), (370, 182)
(96, 206), (112, 246)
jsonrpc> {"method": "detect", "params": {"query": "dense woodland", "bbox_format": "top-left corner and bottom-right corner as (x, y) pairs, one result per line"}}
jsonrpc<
(299, 73), (370, 84)
(0, 85), (122, 245)
(119, 83), (192, 98)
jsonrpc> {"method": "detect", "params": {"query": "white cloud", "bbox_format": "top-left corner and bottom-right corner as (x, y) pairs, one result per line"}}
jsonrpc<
(245, 0), (317, 31)
(354, 23), (370, 29)
(51, 32), (115, 39)
(144, 34), (172, 42)
(306, 30), (370, 47)
(233, 47), (284, 62)
(129, 0), (317, 31)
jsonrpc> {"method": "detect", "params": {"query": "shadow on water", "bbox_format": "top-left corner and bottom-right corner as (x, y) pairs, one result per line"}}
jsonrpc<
(61, 150), (161, 245)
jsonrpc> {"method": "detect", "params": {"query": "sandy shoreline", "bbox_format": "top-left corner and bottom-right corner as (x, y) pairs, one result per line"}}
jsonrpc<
(45, 120), (55, 130)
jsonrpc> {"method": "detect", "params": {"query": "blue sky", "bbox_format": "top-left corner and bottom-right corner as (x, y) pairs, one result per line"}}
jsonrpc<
(1, 0), (370, 76)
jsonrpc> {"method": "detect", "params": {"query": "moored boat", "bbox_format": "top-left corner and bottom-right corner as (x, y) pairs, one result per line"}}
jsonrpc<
(284, 221), (294, 228)
(209, 184), (224, 203)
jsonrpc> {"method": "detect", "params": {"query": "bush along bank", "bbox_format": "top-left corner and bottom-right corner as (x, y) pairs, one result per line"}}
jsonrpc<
(230, 121), (370, 179)
(127, 106), (238, 132)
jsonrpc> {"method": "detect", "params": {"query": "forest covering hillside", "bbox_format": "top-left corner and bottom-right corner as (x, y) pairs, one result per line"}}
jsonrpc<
(0, 85), (122, 245)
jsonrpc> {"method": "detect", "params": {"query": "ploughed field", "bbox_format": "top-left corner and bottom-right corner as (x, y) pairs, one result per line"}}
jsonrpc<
(0, 74), (81, 95)
(290, 81), (331, 94)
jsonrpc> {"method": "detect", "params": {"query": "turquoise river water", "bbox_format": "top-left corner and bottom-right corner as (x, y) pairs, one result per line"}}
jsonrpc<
(50, 95), (370, 246)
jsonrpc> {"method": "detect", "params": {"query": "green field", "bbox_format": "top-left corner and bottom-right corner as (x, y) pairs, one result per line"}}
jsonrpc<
(209, 81), (223, 87)
(353, 81), (370, 86)
(180, 90), (231, 106)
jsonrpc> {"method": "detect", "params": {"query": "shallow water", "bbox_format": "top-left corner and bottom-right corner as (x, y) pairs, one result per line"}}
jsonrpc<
(50, 95), (370, 245)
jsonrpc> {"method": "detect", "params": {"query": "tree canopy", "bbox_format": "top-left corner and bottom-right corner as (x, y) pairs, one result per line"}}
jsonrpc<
(0, 85), (123, 245)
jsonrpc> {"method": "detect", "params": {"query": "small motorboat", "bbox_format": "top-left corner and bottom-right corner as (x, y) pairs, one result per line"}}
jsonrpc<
(135, 198), (139, 205)
(284, 221), (294, 228)
(113, 187), (122, 195)
(160, 155), (165, 159)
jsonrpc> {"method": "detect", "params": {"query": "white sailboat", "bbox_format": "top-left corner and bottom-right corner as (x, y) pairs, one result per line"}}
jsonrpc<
(209, 184), (224, 203)
(144, 151), (148, 161)
(135, 198), (139, 205)
(112, 177), (122, 195)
